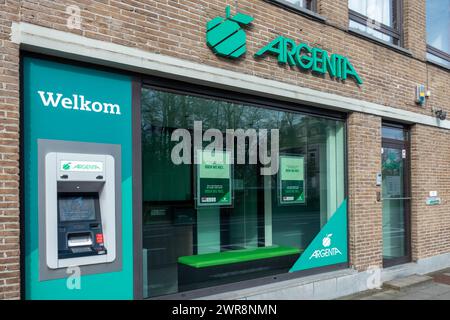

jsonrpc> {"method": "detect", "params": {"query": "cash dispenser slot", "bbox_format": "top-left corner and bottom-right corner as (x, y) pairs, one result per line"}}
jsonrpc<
(68, 233), (93, 247)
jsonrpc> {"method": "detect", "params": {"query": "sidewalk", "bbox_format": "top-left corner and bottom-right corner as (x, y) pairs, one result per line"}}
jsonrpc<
(340, 268), (450, 300)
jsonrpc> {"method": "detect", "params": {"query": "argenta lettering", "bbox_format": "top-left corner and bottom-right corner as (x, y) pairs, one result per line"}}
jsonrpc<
(37, 91), (121, 115)
(255, 36), (363, 85)
(309, 247), (342, 259)
(73, 164), (100, 170)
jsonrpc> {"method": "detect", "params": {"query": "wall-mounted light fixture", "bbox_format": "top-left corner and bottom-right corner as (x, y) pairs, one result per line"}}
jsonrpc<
(432, 107), (447, 121)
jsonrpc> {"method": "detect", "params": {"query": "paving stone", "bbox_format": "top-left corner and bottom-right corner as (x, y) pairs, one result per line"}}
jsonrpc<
(340, 269), (450, 300)
(434, 292), (450, 300)
(383, 275), (433, 290)
(395, 292), (434, 300)
(415, 283), (450, 296)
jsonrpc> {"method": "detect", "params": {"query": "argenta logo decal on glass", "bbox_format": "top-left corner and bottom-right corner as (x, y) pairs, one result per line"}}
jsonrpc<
(206, 5), (363, 85)
(290, 200), (348, 272)
(206, 5), (254, 59)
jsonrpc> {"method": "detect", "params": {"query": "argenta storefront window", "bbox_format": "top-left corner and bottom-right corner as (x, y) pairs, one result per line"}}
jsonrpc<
(141, 87), (347, 298)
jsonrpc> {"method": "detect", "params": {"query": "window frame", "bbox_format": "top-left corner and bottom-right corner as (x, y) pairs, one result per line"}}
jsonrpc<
(427, 45), (450, 65)
(138, 75), (349, 300)
(426, 0), (450, 65)
(271, 0), (317, 12)
(348, 0), (403, 47)
(265, 0), (325, 22)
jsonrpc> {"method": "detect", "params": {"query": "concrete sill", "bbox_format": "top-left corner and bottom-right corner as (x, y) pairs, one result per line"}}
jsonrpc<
(348, 27), (413, 57)
(426, 58), (450, 72)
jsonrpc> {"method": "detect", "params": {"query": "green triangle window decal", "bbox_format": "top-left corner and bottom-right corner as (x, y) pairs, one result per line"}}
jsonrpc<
(290, 199), (348, 272)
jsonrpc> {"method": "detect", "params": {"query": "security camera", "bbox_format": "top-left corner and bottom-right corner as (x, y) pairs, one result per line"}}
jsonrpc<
(435, 109), (447, 121)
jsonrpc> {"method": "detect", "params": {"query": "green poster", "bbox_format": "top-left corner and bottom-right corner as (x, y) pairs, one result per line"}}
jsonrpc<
(279, 155), (305, 205)
(196, 150), (232, 207)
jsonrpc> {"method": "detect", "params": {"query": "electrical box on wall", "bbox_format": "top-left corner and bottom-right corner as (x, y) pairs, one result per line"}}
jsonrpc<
(415, 84), (426, 106)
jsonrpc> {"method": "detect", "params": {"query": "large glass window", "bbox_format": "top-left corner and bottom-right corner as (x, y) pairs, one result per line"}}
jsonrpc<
(141, 87), (346, 298)
(426, 0), (450, 68)
(349, 0), (402, 45)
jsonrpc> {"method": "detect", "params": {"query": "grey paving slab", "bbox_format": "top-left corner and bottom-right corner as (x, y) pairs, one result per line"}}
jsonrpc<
(360, 290), (400, 300)
(415, 283), (450, 296)
(435, 292), (450, 300)
(340, 268), (450, 300)
(394, 292), (435, 300)
(383, 275), (433, 290)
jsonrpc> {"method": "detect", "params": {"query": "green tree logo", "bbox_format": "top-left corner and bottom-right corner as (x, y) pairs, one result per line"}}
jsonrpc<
(206, 5), (253, 59)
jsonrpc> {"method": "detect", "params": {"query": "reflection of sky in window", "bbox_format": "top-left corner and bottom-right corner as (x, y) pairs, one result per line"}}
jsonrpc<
(349, 0), (392, 26)
(427, 52), (450, 67)
(285, 0), (308, 8)
(426, 0), (449, 54)
(350, 20), (393, 43)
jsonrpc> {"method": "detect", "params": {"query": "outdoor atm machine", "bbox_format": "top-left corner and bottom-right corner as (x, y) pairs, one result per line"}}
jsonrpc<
(44, 152), (117, 269)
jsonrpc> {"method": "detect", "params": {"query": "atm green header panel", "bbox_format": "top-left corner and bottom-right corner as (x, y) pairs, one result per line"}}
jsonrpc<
(23, 56), (133, 299)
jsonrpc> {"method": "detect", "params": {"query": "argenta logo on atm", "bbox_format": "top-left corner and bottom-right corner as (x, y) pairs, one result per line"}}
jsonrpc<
(37, 91), (121, 115)
(61, 161), (103, 172)
(206, 6), (362, 85)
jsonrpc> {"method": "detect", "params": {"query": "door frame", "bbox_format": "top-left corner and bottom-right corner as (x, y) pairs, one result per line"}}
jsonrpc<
(381, 122), (412, 268)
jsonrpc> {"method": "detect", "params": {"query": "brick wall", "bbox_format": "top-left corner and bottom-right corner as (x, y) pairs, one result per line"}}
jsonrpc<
(0, 0), (20, 300)
(411, 124), (450, 260)
(403, 0), (427, 60)
(347, 112), (383, 270)
(0, 0), (449, 299)
(317, 0), (348, 30)
(13, 0), (447, 117)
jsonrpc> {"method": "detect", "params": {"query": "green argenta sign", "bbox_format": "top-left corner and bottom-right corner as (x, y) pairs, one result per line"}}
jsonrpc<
(255, 36), (363, 85)
(206, 5), (253, 58)
(206, 6), (363, 85)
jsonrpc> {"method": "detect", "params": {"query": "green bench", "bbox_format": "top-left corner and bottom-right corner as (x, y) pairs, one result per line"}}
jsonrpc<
(177, 246), (302, 291)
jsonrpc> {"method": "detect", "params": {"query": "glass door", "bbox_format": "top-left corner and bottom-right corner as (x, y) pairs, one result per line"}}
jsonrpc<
(381, 125), (411, 267)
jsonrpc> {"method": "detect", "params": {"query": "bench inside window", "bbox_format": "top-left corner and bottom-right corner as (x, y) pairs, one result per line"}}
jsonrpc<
(177, 246), (302, 291)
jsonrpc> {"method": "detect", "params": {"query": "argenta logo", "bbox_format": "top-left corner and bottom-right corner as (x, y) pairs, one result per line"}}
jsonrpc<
(322, 234), (333, 248)
(60, 161), (103, 172)
(206, 5), (363, 85)
(37, 91), (121, 115)
(309, 234), (342, 260)
(62, 163), (71, 170)
(206, 5), (253, 59)
(73, 164), (101, 170)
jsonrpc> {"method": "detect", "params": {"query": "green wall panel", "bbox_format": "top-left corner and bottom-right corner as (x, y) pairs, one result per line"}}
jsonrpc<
(23, 57), (133, 299)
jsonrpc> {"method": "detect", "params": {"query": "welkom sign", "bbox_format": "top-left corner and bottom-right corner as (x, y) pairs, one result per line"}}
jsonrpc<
(206, 6), (363, 85)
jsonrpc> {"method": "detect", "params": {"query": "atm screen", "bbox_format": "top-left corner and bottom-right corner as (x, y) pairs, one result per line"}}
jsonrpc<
(58, 194), (97, 222)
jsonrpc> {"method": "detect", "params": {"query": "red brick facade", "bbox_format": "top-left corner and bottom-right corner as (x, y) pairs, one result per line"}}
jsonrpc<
(0, 0), (449, 299)
(0, 0), (20, 300)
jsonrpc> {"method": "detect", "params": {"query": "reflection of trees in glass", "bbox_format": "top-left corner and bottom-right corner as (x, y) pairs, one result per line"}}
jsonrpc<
(142, 88), (341, 168)
(382, 150), (401, 175)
